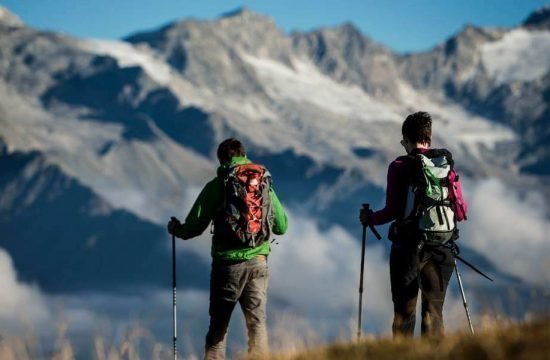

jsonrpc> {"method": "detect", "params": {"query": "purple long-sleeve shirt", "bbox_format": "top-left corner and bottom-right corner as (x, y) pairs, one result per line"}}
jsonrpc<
(370, 148), (429, 225)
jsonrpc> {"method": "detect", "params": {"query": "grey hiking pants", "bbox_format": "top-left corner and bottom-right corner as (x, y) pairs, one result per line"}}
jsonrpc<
(204, 255), (269, 360)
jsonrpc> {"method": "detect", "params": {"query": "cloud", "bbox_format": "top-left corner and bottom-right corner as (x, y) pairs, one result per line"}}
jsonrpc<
(0, 248), (50, 331)
(269, 213), (393, 337)
(268, 214), (484, 339)
(6, 175), (548, 357)
(461, 178), (550, 286)
(55, 289), (211, 358)
(168, 204), (395, 341)
(0, 246), (210, 358)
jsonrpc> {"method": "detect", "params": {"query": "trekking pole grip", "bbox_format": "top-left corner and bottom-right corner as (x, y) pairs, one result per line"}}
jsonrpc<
(362, 204), (382, 240)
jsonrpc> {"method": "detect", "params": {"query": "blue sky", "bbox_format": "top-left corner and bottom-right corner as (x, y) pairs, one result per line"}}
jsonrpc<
(2, 0), (548, 52)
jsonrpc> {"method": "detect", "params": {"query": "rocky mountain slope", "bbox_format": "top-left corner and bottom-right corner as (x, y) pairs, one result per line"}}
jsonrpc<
(0, 4), (548, 356)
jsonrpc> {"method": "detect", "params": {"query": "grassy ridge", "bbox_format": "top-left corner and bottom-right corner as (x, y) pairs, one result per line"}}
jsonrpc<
(1, 319), (548, 359)
(268, 319), (550, 360)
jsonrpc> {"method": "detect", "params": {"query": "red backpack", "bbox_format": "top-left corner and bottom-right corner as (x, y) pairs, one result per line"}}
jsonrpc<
(215, 163), (273, 247)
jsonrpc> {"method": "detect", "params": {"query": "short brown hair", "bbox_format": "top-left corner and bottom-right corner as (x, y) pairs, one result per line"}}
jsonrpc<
(217, 138), (246, 164)
(402, 111), (432, 146)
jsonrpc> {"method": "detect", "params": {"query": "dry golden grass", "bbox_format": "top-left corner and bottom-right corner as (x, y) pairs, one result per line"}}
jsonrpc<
(1, 318), (548, 359)
(266, 318), (550, 360)
(0, 322), (173, 360)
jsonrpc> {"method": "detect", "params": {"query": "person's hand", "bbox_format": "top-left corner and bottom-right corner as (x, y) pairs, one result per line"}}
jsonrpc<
(167, 217), (182, 235)
(359, 208), (374, 226)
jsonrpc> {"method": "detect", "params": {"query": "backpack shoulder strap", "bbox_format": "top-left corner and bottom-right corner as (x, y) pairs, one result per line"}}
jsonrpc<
(219, 164), (237, 178)
(424, 148), (455, 167)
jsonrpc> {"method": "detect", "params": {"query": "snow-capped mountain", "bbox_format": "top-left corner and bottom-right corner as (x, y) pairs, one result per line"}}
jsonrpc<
(398, 9), (550, 174)
(0, 5), (548, 357)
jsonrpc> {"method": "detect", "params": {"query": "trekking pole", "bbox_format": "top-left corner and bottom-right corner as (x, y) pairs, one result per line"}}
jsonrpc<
(452, 243), (474, 334)
(444, 242), (493, 282)
(454, 253), (494, 282)
(357, 215), (367, 341)
(363, 204), (382, 241)
(357, 204), (382, 341)
(171, 217), (178, 360)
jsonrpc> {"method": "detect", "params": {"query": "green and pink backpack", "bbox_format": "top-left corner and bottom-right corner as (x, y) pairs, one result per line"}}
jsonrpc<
(403, 149), (468, 246)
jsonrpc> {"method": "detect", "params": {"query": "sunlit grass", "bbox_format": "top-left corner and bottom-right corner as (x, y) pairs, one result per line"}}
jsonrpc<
(0, 322), (176, 360)
(266, 318), (550, 360)
(1, 315), (548, 359)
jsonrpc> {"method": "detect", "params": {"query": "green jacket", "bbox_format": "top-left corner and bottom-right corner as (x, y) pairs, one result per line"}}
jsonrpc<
(174, 156), (288, 261)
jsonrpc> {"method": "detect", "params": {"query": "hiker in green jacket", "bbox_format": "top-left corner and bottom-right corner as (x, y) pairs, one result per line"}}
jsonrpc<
(167, 138), (288, 360)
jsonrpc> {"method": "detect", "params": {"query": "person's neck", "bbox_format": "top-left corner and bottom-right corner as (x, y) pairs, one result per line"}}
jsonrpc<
(407, 143), (429, 154)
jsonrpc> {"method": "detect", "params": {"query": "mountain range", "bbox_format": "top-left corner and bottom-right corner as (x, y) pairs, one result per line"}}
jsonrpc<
(0, 4), (548, 356)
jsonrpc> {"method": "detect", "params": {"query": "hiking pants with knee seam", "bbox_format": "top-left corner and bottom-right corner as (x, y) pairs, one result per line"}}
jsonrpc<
(204, 255), (269, 360)
(390, 245), (454, 337)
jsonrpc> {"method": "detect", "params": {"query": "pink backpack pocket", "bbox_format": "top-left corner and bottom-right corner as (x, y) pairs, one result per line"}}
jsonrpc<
(448, 169), (468, 221)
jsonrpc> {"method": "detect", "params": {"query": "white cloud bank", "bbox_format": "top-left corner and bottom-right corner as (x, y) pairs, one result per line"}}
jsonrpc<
(269, 214), (392, 336)
(462, 178), (550, 286)
(0, 247), (210, 359)
(177, 207), (395, 336)
(0, 248), (50, 331)
(3, 176), (549, 356)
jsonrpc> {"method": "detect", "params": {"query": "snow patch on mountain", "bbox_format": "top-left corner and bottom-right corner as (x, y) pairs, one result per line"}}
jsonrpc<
(77, 39), (174, 85)
(243, 54), (400, 122)
(481, 29), (550, 85)
(396, 81), (516, 159)
(240, 53), (516, 166)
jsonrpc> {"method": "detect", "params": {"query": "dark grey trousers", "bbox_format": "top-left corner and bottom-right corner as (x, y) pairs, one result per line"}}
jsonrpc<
(390, 246), (454, 337)
(204, 255), (269, 360)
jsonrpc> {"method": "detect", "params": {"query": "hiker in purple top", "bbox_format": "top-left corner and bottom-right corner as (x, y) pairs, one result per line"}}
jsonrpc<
(360, 112), (455, 337)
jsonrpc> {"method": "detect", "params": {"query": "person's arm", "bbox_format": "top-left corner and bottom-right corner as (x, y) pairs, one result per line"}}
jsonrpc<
(270, 188), (288, 235)
(369, 160), (404, 225)
(174, 178), (222, 240)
